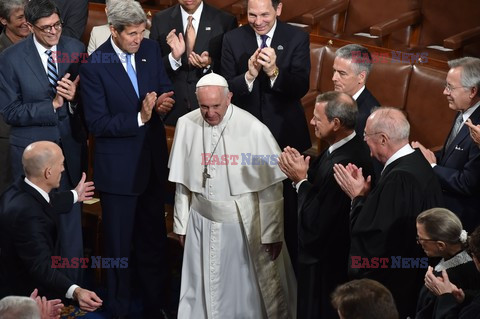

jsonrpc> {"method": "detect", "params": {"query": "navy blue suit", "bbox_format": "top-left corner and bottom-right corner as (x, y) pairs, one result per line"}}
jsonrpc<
(80, 37), (173, 317)
(0, 34), (86, 284)
(434, 106), (480, 232)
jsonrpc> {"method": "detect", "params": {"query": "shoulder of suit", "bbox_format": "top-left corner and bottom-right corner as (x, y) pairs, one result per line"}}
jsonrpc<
(59, 35), (85, 52)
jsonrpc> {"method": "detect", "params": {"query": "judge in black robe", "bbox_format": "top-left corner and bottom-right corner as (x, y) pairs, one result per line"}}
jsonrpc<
(279, 92), (374, 318)
(334, 107), (444, 318)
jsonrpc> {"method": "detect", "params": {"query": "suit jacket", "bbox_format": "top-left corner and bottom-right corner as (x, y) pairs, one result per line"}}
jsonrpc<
(434, 106), (480, 231)
(221, 21), (311, 152)
(54, 0), (88, 40)
(296, 134), (373, 319)
(350, 149), (444, 318)
(0, 179), (74, 299)
(0, 34), (85, 185)
(355, 87), (379, 136)
(149, 3), (237, 125)
(80, 38), (173, 195)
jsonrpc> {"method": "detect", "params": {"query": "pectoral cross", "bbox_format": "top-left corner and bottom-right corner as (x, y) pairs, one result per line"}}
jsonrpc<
(202, 167), (211, 188)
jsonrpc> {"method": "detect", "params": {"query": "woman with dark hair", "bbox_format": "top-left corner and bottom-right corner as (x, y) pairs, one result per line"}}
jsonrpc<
(415, 208), (480, 318)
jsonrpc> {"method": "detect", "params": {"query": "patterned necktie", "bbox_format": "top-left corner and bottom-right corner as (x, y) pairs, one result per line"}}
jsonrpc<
(446, 112), (463, 148)
(45, 50), (58, 93)
(186, 15), (196, 58)
(125, 54), (139, 98)
(260, 34), (268, 49)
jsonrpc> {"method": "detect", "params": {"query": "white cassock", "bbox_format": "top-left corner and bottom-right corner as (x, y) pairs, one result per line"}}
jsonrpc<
(168, 104), (297, 319)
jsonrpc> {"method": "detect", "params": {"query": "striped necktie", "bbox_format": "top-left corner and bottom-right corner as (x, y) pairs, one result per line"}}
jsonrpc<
(45, 50), (58, 93)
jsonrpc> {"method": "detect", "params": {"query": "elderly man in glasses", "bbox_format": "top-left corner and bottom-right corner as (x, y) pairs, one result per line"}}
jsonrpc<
(412, 57), (480, 233)
(0, 0), (86, 287)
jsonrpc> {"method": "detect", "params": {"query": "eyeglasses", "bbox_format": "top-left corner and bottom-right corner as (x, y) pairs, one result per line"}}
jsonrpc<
(444, 83), (468, 93)
(416, 236), (437, 244)
(32, 21), (62, 33)
(363, 131), (383, 139)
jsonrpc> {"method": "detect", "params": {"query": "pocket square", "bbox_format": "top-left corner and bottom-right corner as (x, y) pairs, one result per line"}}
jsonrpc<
(142, 58), (147, 62)
(277, 45), (284, 50)
(205, 26), (211, 30)
(454, 145), (464, 151)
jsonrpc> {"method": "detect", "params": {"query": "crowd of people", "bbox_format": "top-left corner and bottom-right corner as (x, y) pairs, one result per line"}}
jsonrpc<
(1, 0), (480, 318)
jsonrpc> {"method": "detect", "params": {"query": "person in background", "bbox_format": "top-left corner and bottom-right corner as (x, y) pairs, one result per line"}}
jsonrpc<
(331, 278), (399, 319)
(149, 0), (237, 125)
(412, 57), (480, 232)
(0, 0), (29, 195)
(53, 0), (88, 40)
(415, 207), (480, 318)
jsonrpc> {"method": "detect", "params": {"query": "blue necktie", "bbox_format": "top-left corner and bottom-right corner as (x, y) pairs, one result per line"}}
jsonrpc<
(126, 53), (139, 98)
(45, 50), (58, 93)
(260, 34), (268, 49)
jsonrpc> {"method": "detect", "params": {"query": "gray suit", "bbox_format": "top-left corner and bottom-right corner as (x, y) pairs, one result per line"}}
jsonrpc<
(0, 34), (86, 284)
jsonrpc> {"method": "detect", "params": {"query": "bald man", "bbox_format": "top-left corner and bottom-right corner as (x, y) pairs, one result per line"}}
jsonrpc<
(0, 141), (102, 312)
(333, 108), (443, 318)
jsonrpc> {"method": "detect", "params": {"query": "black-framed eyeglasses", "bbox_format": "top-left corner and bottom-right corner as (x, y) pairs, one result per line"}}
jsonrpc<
(416, 236), (437, 244)
(32, 21), (63, 33)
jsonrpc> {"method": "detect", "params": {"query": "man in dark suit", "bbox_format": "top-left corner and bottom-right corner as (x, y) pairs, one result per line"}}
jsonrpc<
(53, 0), (88, 40)
(80, 1), (174, 318)
(278, 92), (373, 319)
(333, 44), (380, 137)
(0, 0), (86, 285)
(0, 141), (102, 311)
(221, 0), (311, 267)
(334, 107), (444, 318)
(412, 57), (480, 232)
(149, 0), (237, 125)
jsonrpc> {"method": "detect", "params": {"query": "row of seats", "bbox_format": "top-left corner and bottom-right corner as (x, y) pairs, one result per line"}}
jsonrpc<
(304, 35), (455, 153)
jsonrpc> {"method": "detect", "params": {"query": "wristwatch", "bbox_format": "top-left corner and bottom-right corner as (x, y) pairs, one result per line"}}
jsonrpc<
(269, 67), (279, 78)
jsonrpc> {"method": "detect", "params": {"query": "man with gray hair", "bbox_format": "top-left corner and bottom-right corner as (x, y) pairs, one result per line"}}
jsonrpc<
(169, 72), (296, 318)
(412, 57), (480, 232)
(334, 107), (443, 318)
(278, 91), (373, 318)
(333, 44), (380, 136)
(80, 1), (174, 318)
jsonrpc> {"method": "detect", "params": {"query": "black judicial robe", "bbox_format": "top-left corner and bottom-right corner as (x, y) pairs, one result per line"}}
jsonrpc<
(296, 134), (373, 319)
(350, 149), (444, 318)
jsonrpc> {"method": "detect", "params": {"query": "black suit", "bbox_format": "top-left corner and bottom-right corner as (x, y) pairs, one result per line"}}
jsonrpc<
(297, 134), (373, 319)
(149, 3), (237, 125)
(222, 21), (312, 267)
(434, 106), (480, 232)
(350, 150), (444, 318)
(0, 179), (74, 299)
(355, 87), (379, 137)
(54, 0), (88, 40)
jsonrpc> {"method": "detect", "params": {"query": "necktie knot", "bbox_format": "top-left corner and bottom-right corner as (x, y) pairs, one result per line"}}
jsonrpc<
(45, 49), (52, 57)
(260, 34), (268, 48)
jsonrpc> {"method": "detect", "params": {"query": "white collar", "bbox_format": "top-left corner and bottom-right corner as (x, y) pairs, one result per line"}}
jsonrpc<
(352, 85), (366, 101)
(32, 34), (57, 59)
(328, 131), (356, 154)
(255, 19), (277, 46)
(383, 143), (414, 171)
(460, 100), (480, 122)
(180, 1), (204, 30)
(24, 177), (50, 203)
(435, 250), (472, 272)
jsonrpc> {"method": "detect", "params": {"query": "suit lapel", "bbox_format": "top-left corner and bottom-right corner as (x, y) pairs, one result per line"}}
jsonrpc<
(21, 180), (56, 221)
(270, 20), (285, 62)
(195, 5), (214, 54)
(443, 106), (480, 160)
(102, 41), (140, 105)
(23, 36), (51, 91)
(135, 44), (149, 99)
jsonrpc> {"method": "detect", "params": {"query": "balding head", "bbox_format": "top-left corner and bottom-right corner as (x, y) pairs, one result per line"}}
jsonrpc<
(22, 141), (64, 191)
(364, 107), (410, 164)
(0, 296), (40, 319)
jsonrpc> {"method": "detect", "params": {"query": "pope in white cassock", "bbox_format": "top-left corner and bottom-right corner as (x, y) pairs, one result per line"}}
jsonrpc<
(168, 73), (297, 319)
